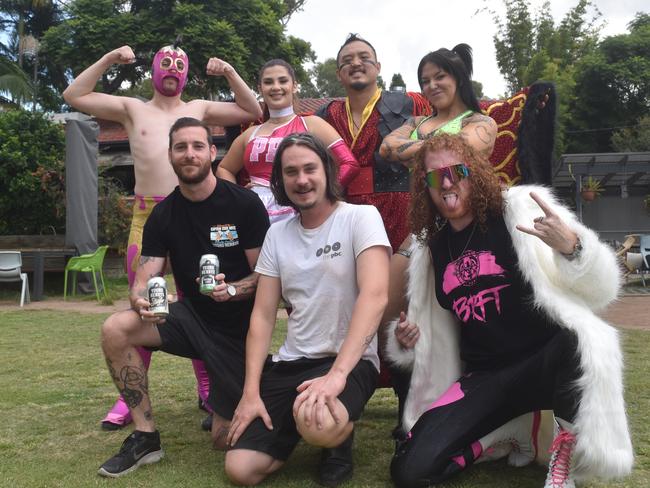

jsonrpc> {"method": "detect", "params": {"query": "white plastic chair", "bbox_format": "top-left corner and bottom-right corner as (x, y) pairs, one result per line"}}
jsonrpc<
(0, 251), (30, 307)
(640, 235), (650, 287)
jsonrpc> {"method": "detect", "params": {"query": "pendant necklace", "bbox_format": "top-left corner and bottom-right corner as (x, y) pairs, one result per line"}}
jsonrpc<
(448, 221), (477, 261)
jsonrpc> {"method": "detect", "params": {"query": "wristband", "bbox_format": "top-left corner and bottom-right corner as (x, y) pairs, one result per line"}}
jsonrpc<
(562, 237), (583, 261)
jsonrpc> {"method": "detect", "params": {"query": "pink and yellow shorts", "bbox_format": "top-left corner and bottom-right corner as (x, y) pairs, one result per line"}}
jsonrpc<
(126, 195), (166, 286)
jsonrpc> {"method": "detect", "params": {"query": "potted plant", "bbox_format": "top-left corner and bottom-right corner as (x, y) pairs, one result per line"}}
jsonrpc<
(580, 176), (603, 201)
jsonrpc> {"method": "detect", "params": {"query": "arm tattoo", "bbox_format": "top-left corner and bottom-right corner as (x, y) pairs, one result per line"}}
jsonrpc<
(380, 140), (394, 158)
(230, 272), (259, 300)
(462, 113), (490, 126)
(474, 124), (492, 144)
(422, 128), (438, 139)
(363, 333), (375, 347)
(139, 255), (156, 265)
(396, 141), (420, 161)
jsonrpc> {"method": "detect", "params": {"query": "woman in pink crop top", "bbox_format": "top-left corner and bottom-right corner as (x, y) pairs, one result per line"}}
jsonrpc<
(217, 59), (359, 223)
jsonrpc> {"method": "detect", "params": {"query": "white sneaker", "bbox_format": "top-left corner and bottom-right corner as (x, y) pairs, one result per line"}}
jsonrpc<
(544, 419), (577, 488)
(477, 412), (540, 467)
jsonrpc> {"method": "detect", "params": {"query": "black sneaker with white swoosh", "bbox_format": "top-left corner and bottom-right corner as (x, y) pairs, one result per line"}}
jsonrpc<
(98, 430), (164, 477)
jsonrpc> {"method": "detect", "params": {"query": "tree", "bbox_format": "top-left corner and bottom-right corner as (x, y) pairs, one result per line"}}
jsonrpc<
(471, 80), (484, 98)
(389, 73), (405, 91)
(611, 115), (650, 152)
(300, 58), (346, 98)
(569, 13), (650, 152)
(0, 0), (53, 66)
(278, 0), (307, 26)
(491, 0), (534, 93)
(0, 0), (65, 111)
(377, 74), (386, 91)
(491, 0), (602, 93)
(0, 109), (65, 234)
(0, 55), (33, 104)
(489, 0), (606, 153)
(41, 0), (315, 106)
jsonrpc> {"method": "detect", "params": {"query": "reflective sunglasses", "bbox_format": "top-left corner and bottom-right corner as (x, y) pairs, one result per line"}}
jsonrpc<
(424, 163), (470, 189)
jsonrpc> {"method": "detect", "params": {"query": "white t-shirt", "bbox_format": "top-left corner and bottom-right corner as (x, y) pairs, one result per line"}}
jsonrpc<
(255, 202), (391, 371)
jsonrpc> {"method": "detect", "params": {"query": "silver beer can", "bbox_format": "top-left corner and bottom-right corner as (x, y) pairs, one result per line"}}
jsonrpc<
(199, 254), (219, 295)
(147, 277), (168, 316)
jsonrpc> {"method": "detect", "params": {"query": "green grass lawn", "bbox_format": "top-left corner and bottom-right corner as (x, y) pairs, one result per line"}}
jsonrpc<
(0, 308), (648, 487)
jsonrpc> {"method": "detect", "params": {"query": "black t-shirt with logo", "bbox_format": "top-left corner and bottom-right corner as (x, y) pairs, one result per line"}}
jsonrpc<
(429, 216), (559, 371)
(142, 180), (270, 340)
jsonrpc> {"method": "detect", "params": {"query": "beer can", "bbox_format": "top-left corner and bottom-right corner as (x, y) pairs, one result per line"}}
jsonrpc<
(199, 254), (219, 295)
(147, 277), (168, 316)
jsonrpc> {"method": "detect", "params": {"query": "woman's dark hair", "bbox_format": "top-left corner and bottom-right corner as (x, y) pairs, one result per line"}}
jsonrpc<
(417, 43), (480, 112)
(257, 59), (300, 119)
(270, 133), (343, 210)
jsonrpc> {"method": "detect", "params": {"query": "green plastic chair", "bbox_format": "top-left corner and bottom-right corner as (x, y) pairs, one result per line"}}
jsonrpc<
(63, 245), (109, 301)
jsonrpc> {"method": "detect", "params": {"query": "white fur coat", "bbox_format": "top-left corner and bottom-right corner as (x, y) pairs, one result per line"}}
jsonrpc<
(385, 185), (633, 482)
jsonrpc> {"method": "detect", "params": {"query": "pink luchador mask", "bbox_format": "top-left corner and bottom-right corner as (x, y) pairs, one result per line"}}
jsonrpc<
(152, 45), (189, 97)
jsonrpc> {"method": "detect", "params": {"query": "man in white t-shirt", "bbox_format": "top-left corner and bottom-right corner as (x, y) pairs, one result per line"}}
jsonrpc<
(223, 133), (391, 487)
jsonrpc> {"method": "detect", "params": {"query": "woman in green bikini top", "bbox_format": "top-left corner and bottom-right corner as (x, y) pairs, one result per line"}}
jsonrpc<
(379, 44), (496, 164)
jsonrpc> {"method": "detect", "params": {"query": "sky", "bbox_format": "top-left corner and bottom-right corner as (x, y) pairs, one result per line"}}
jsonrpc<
(286, 0), (647, 98)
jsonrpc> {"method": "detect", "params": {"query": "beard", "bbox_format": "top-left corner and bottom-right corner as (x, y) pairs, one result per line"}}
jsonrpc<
(349, 80), (370, 91)
(293, 200), (316, 211)
(171, 158), (212, 185)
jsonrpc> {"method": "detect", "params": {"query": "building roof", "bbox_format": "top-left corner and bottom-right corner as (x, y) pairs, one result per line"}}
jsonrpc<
(553, 152), (650, 189)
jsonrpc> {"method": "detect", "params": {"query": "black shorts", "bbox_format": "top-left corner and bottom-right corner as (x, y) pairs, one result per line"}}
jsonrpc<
(149, 300), (247, 420)
(232, 357), (378, 461)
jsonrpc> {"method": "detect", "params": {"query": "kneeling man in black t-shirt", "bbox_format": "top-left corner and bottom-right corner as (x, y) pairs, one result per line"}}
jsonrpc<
(97, 117), (270, 478)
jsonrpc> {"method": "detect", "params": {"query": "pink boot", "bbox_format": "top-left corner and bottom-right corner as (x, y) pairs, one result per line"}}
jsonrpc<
(193, 359), (213, 413)
(101, 346), (152, 430)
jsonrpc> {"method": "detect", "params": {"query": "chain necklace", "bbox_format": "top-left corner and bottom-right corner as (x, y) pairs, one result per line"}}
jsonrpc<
(447, 221), (477, 262)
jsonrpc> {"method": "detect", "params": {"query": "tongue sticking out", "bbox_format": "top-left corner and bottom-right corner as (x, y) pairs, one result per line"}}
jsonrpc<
(443, 193), (459, 210)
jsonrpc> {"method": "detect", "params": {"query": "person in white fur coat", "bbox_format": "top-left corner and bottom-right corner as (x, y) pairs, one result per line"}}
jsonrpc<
(384, 134), (633, 488)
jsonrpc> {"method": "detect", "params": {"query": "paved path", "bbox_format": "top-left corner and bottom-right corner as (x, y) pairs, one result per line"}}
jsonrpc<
(1, 294), (648, 329)
(598, 295), (650, 330)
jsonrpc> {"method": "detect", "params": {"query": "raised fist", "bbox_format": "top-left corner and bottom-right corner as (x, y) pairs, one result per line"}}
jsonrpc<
(109, 45), (136, 65)
(206, 57), (234, 77)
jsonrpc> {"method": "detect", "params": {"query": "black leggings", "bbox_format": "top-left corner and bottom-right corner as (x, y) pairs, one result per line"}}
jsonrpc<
(390, 329), (581, 488)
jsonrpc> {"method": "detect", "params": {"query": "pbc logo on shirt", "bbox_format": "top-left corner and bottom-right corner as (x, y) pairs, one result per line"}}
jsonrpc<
(316, 241), (342, 259)
(211, 225), (239, 248)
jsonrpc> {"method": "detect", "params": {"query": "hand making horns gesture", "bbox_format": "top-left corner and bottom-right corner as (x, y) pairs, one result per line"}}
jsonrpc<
(515, 191), (579, 256)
